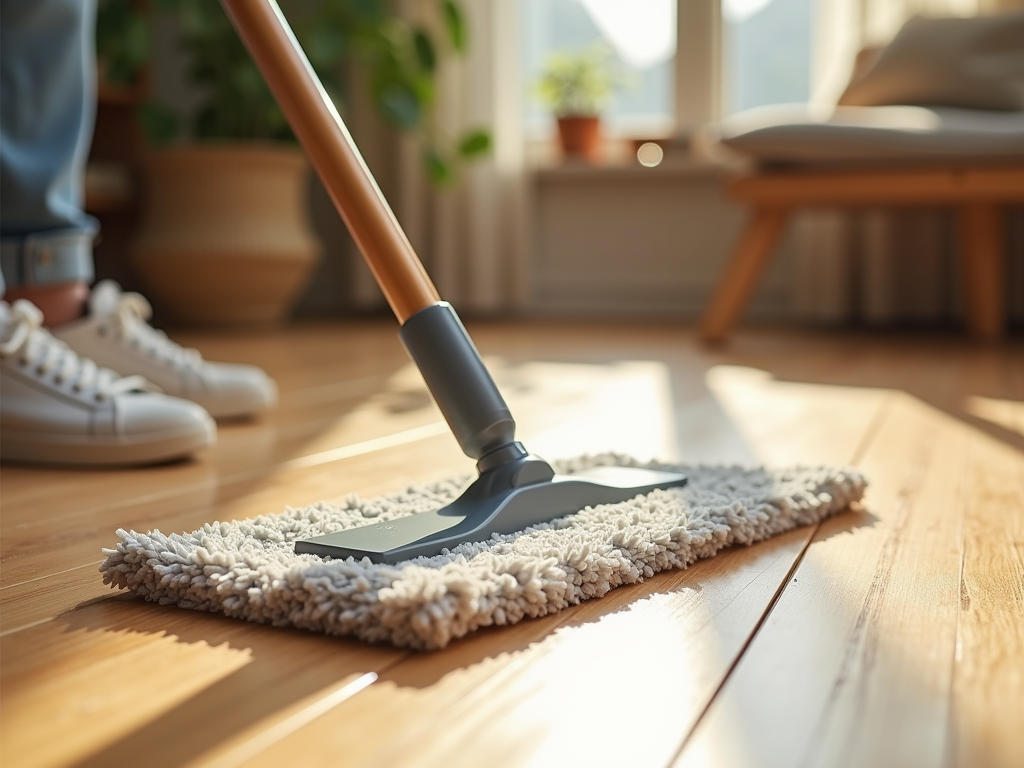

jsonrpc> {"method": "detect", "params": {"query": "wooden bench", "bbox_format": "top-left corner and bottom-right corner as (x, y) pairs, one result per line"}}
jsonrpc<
(700, 165), (1024, 341)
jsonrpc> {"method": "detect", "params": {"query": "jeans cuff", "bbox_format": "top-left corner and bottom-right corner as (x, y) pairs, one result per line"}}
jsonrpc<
(0, 226), (96, 290)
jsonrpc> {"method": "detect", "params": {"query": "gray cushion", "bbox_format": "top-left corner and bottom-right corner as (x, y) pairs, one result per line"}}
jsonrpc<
(839, 12), (1024, 112)
(711, 104), (1024, 165)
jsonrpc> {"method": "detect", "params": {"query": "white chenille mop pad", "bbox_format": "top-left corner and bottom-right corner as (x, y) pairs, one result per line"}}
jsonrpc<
(101, 455), (867, 650)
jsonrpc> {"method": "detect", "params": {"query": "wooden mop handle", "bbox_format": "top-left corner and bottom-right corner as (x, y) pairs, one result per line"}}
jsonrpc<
(220, 0), (440, 323)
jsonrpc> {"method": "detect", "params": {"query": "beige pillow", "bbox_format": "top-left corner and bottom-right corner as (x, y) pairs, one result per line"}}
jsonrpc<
(838, 12), (1024, 111)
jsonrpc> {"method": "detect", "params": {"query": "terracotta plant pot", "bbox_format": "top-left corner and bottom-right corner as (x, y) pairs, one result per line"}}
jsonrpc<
(130, 144), (322, 326)
(556, 115), (601, 163)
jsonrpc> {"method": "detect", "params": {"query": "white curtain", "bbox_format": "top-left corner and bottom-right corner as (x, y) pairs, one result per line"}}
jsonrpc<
(385, 0), (527, 315)
(795, 0), (1024, 327)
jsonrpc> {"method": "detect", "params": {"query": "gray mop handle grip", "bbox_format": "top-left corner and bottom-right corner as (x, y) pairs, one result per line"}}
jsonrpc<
(399, 303), (517, 461)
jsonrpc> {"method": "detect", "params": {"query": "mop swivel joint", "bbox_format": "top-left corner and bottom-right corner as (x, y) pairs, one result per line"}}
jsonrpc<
(474, 444), (556, 497)
(398, 301), (521, 462)
(396, 302), (559, 494)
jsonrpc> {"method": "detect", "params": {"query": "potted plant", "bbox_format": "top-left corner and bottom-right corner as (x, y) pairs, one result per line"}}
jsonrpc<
(96, 0), (488, 325)
(536, 45), (618, 164)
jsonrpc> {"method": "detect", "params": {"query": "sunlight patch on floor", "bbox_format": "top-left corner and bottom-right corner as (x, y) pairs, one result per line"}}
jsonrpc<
(0, 627), (252, 768)
(510, 360), (680, 462)
(965, 395), (1024, 437)
(705, 365), (891, 467)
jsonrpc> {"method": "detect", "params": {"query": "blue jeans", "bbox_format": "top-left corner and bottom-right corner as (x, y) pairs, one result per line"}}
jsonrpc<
(0, 0), (98, 297)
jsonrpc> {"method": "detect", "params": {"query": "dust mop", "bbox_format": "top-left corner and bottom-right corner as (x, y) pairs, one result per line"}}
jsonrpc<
(100, 1), (868, 650)
(217, 0), (687, 563)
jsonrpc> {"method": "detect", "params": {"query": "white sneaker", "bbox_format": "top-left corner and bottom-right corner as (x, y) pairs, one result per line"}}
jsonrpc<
(56, 281), (278, 419)
(0, 300), (215, 466)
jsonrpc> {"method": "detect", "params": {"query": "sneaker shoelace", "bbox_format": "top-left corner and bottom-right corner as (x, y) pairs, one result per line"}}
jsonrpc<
(109, 291), (204, 371)
(0, 300), (149, 400)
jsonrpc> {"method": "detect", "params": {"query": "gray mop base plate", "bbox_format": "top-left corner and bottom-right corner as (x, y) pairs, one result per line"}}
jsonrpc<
(294, 466), (687, 563)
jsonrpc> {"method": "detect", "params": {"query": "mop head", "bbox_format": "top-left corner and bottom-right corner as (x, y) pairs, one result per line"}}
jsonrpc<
(100, 455), (867, 650)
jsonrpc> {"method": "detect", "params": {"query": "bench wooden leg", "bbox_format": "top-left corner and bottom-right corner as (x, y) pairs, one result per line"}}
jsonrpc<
(700, 207), (789, 343)
(957, 204), (1005, 340)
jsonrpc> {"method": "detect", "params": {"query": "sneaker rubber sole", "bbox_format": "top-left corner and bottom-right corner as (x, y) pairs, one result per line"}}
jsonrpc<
(0, 420), (215, 466)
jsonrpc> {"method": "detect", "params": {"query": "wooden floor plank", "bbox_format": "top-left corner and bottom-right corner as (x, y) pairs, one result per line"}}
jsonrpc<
(949, 423), (1024, 768)
(672, 388), (1023, 768)
(0, 598), (404, 768)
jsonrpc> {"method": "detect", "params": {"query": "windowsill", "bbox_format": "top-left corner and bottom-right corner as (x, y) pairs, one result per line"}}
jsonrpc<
(524, 130), (749, 178)
(525, 134), (676, 168)
(530, 155), (734, 179)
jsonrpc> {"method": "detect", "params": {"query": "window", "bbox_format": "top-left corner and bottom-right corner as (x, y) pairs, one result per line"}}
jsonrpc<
(521, 0), (676, 136)
(520, 0), (816, 141)
(722, 0), (815, 115)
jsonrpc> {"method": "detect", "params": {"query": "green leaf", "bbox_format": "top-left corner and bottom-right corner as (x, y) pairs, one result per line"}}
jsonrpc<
(413, 29), (436, 73)
(349, 0), (387, 24)
(423, 148), (454, 186)
(376, 82), (421, 129)
(233, 61), (265, 97)
(138, 102), (180, 145)
(95, 0), (151, 86)
(457, 129), (491, 158)
(306, 26), (347, 68)
(123, 16), (149, 64)
(178, 0), (212, 38)
(408, 73), (436, 109)
(535, 44), (618, 115)
(441, 0), (466, 53)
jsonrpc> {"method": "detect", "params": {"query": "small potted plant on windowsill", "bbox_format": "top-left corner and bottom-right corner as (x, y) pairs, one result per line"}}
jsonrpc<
(537, 45), (618, 164)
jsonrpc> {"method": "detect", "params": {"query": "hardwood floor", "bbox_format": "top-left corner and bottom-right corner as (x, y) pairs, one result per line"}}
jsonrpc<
(1, 321), (1021, 768)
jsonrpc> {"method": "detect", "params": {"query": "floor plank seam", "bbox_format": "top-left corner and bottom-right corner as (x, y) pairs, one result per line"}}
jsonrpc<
(663, 523), (823, 768)
(663, 388), (897, 766)
(849, 392), (898, 467)
(0, 615), (51, 638)
(798, 426), (935, 768)
(196, 672), (381, 768)
(0, 560), (102, 592)
(943, 459), (970, 768)
(0, 590), (119, 638)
